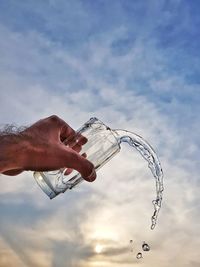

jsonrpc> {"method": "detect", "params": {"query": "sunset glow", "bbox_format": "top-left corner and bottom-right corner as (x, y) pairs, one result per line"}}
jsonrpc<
(94, 244), (103, 254)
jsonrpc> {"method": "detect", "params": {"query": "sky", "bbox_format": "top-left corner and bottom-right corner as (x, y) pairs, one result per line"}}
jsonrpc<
(0, 0), (200, 266)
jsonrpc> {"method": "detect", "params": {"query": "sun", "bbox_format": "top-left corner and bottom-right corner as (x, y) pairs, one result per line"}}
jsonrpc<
(94, 244), (103, 254)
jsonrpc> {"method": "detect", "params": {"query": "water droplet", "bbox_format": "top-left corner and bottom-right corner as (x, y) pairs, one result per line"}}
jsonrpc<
(142, 242), (150, 252)
(129, 240), (134, 252)
(136, 252), (143, 259)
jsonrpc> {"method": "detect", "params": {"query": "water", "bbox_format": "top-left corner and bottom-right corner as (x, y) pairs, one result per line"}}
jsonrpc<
(35, 118), (163, 230)
(136, 252), (143, 259)
(142, 241), (150, 252)
(129, 240), (134, 252)
(130, 241), (150, 259)
(114, 129), (164, 230)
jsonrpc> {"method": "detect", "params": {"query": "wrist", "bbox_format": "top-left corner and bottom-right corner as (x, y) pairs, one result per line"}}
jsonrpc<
(0, 134), (29, 173)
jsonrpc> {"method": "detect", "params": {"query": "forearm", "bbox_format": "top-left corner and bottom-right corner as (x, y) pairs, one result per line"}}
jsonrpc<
(0, 135), (27, 173)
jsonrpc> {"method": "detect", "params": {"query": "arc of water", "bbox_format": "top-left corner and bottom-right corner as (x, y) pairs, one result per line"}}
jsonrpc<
(112, 129), (164, 230)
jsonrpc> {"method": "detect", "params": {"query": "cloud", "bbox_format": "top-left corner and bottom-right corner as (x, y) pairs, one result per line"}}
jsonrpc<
(0, 1), (200, 267)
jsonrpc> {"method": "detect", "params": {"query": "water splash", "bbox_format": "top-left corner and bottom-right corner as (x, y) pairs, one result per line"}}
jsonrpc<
(114, 129), (164, 230)
(129, 239), (134, 252)
(34, 117), (163, 230)
(142, 241), (150, 252)
(136, 252), (143, 259)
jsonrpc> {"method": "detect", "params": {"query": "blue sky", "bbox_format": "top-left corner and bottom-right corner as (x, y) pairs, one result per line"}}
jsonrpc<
(0, 1), (200, 267)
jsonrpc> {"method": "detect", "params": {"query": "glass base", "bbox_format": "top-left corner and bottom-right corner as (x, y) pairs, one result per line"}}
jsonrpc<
(33, 172), (57, 199)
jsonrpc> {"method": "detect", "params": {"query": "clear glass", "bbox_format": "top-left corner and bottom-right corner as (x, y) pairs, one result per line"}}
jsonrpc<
(33, 118), (120, 199)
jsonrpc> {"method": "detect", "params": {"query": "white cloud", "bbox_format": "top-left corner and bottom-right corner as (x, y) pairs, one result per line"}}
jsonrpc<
(0, 5), (200, 266)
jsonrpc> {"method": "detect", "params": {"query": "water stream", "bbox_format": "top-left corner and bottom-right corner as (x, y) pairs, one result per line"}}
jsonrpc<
(114, 129), (164, 230)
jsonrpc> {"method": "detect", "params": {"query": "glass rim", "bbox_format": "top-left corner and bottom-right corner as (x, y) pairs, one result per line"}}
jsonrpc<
(85, 117), (121, 148)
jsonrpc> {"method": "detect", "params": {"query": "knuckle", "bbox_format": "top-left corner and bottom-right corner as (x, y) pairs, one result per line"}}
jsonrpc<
(68, 128), (75, 136)
(69, 148), (79, 161)
(48, 115), (60, 122)
(83, 160), (94, 177)
(61, 125), (75, 137)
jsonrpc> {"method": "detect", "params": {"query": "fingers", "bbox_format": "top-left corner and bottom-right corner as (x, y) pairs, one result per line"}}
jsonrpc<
(44, 116), (88, 148)
(43, 115), (76, 142)
(62, 132), (89, 178)
(2, 169), (24, 176)
(25, 115), (77, 142)
(60, 124), (75, 142)
(63, 133), (88, 147)
(61, 147), (96, 182)
(63, 136), (88, 176)
(69, 143), (82, 153)
(64, 152), (87, 175)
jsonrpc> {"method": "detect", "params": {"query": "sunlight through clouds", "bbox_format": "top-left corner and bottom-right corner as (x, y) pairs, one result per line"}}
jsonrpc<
(0, 0), (200, 266)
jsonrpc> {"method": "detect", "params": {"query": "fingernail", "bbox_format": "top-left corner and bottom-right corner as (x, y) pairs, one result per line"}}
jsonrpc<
(86, 169), (96, 182)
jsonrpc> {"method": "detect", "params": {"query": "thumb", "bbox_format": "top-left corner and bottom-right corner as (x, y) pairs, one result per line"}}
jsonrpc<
(62, 147), (96, 182)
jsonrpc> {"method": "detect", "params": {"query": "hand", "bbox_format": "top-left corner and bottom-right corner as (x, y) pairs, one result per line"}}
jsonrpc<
(1, 115), (96, 182)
